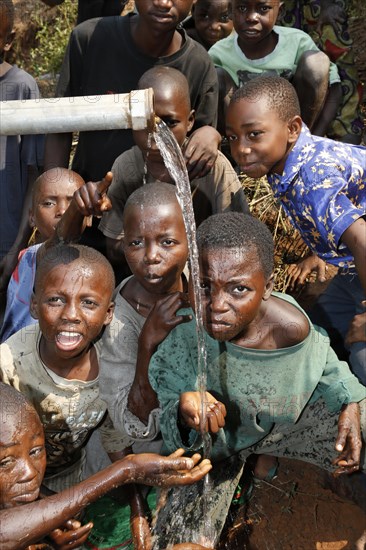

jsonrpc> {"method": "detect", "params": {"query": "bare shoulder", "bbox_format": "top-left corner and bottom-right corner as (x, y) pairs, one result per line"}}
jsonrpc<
(267, 294), (310, 348)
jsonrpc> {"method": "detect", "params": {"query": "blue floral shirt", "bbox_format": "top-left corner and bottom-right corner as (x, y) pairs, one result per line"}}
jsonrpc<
(268, 125), (366, 267)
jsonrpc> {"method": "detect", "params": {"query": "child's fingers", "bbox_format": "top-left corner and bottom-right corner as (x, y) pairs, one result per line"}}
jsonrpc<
(96, 171), (113, 195)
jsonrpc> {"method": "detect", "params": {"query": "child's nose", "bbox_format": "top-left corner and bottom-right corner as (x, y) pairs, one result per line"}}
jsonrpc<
(55, 199), (69, 217)
(17, 458), (38, 483)
(153, 0), (173, 10)
(144, 244), (160, 264)
(210, 290), (229, 313)
(245, 9), (259, 22)
(62, 301), (80, 321)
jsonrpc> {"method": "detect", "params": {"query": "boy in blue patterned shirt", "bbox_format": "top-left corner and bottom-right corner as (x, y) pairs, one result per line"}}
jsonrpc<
(225, 75), (366, 384)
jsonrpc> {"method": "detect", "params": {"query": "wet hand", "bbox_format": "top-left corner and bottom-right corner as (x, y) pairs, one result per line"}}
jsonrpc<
(140, 292), (192, 351)
(333, 403), (362, 476)
(73, 171), (113, 217)
(48, 519), (93, 549)
(183, 127), (220, 180)
(287, 254), (327, 291)
(129, 448), (212, 487)
(345, 304), (366, 346)
(179, 391), (226, 433)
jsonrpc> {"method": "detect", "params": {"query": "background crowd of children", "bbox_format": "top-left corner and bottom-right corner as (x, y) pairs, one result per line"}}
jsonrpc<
(0, 0), (365, 548)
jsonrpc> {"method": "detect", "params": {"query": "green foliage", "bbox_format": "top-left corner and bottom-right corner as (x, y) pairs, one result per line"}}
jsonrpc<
(30, 0), (77, 76)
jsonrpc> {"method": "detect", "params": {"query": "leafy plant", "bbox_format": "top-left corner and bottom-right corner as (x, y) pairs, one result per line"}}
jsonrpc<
(30, 0), (77, 76)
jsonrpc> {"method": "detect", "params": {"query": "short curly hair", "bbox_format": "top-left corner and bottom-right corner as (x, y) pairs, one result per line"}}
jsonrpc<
(197, 212), (274, 278)
(230, 75), (301, 122)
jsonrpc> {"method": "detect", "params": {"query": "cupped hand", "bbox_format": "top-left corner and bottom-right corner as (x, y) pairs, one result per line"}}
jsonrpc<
(333, 402), (362, 476)
(73, 171), (113, 217)
(130, 448), (212, 487)
(179, 391), (226, 433)
(183, 127), (221, 180)
(48, 518), (93, 549)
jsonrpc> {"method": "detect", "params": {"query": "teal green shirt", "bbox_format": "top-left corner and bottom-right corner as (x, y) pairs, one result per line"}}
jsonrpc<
(149, 293), (365, 461)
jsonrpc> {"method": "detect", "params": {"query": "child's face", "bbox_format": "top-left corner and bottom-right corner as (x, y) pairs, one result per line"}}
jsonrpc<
(31, 260), (114, 360)
(233, 0), (282, 51)
(135, 0), (192, 32)
(133, 88), (194, 161)
(30, 174), (84, 241)
(123, 201), (188, 295)
(192, 246), (273, 343)
(0, 408), (46, 509)
(193, 0), (233, 48)
(226, 96), (300, 178)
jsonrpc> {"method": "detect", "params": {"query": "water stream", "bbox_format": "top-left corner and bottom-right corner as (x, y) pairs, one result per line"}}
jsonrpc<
(151, 120), (214, 547)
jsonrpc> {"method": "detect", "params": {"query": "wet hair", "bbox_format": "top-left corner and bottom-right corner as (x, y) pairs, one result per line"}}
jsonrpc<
(0, 0), (15, 33)
(34, 244), (115, 296)
(138, 66), (191, 110)
(230, 76), (301, 122)
(123, 182), (180, 220)
(197, 212), (274, 278)
(0, 382), (39, 427)
(32, 168), (85, 208)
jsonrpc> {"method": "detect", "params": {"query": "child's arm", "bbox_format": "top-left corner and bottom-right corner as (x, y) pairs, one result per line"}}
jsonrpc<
(311, 82), (342, 137)
(0, 450), (211, 550)
(179, 391), (227, 434)
(128, 293), (192, 423)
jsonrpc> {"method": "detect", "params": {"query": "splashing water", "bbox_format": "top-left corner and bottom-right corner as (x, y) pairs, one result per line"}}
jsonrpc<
(152, 119), (214, 547)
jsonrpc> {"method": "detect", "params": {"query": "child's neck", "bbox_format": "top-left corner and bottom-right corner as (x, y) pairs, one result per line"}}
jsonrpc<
(122, 275), (185, 317)
(145, 158), (173, 183)
(39, 337), (99, 381)
(131, 15), (183, 57)
(238, 30), (278, 60)
(0, 60), (13, 77)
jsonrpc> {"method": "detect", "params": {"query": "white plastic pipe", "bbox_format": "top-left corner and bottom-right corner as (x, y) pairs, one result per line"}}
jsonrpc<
(0, 88), (154, 135)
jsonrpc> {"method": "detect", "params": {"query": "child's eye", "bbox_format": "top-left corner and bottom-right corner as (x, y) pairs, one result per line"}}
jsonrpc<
(30, 446), (45, 457)
(129, 239), (142, 247)
(259, 5), (271, 14)
(226, 134), (237, 142)
(233, 285), (248, 293)
(220, 13), (231, 22)
(200, 281), (210, 291)
(0, 456), (14, 467)
(162, 118), (179, 128)
(41, 200), (56, 207)
(82, 299), (98, 308)
(162, 238), (175, 246)
(248, 131), (262, 139)
(47, 296), (64, 304)
(237, 5), (248, 13)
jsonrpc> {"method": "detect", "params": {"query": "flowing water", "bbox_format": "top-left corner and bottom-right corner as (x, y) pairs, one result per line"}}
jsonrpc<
(151, 120), (215, 547)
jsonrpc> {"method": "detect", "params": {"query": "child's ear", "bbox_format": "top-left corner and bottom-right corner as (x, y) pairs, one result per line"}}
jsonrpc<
(29, 208), (35, 228)
(263, 273), (274, 301)
(287, 115), (302, 144)
(30, 292), (39, 320)
(187, 110), (195, 133)
(103, 302), (115, 327)
(4, 31), (15, 52)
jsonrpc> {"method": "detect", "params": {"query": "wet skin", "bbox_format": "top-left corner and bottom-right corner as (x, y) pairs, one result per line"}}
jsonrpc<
(31, 260), (114, 370)
(226, 96), (301, 178)
(132, 86), (194, 178)
(30, 169), (85, 240)
(193, 0), (233, 48)
(0, 408), (46, 509)
(193, 247), (273, 345)
(233, 0), (282, 58)
(123, 201), (188, 298)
